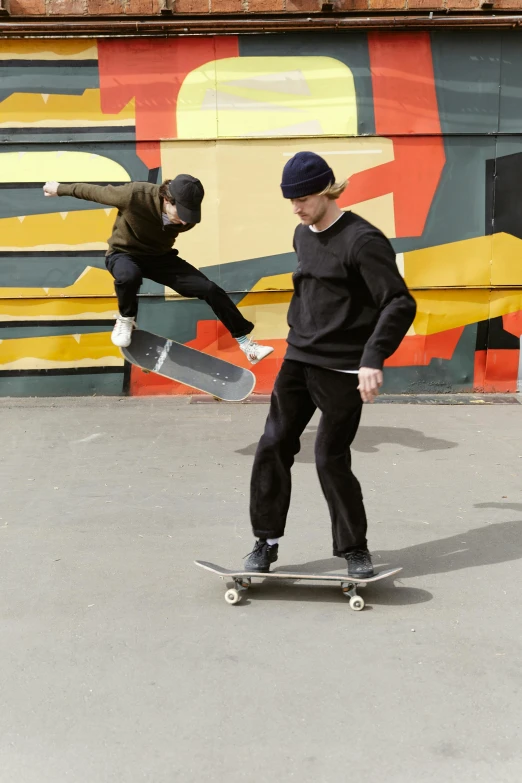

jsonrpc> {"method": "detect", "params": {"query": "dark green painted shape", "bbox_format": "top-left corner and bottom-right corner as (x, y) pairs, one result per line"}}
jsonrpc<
(0, 253), (107, 287)
(0, 129), (136, 144)
(498, 32), (522, 132)
(0, 62), (99, 103)
(239, 33), (376, 136)
(393, 135), (497, 254)
(431, 31), (501, 134)
(0, 185), (127, 221)
(137, 296), (240, 344)
(0, 325), (111, 339)
(0, 371), (124, 397)
(382, 324), (477, 394)
(204, 252), (296, 294)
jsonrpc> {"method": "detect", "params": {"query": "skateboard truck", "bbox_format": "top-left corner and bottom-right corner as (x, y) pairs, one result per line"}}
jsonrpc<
(226, 576), (366, 610)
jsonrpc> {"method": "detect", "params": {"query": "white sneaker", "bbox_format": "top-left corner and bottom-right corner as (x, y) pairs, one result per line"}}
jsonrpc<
(111, 314), (135, 348)
(239, 338), (274, 365)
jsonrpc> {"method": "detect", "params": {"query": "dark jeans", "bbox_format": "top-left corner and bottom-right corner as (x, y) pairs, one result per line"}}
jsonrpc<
(250, 359), (367, 556)
(105, 251), (254, 339)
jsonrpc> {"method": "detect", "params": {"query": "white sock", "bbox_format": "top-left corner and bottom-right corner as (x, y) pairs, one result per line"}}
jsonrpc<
(266, 538), (280, 546)
(236, 335), (250, 345)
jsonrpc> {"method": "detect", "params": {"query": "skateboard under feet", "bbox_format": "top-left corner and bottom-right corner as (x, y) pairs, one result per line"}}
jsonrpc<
(195, 560), (402, 611)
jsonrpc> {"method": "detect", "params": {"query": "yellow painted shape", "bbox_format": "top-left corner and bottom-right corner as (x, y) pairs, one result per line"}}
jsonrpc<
(163, 136), (394, 269)
(251, 273), (293, 292)
(0, 90), (135, 127)
(0, 267), (114, 300)
(491, 233), (522, 286)
(0, 151), (131, 184)
(352, 194), (396, 242)
(490, 289), (522, 319)
(240, 289), (293, 308)
(0, 40), (97, 59)
(412, 289), (491, 335)
(239, 301), (291, 340)
(0, 332), (122, 371)
(0, 298), (116, 321)
(403, 236), (492, 289)
(177, 56), (357, 139)
(0, 210), (114, 251)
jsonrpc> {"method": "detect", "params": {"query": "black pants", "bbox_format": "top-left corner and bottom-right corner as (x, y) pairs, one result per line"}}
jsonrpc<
(106, 251), (254, 339)
(250, 359), (367, 556)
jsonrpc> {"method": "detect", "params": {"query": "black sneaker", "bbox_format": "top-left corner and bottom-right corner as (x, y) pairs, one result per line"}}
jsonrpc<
(345, 549), (374, 578)
(244, 540), (279, 573)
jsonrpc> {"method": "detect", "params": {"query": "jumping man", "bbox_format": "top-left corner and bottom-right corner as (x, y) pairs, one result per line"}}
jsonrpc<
(43, 176), (273, 364)
(244, 152), (417, 577)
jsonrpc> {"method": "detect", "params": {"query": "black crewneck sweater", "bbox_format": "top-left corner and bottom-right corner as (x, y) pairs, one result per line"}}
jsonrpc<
(286, 211), (417, 371)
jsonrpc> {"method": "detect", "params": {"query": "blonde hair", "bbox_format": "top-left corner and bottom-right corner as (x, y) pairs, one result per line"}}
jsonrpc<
(319, 179), (348, 200)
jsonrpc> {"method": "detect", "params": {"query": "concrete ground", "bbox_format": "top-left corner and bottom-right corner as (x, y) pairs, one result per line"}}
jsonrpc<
(1, 396), (521, 783)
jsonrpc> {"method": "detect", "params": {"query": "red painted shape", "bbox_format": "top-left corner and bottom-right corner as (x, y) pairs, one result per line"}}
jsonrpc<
(503, 310), (522, 339)
(97, 37), (239, 169)
(130, 320), (286, 397)
(474, 348), (519, 393)
(340, 33), (445, 237)
(368, 33), (442, 135)
(384, 326), (464, 367)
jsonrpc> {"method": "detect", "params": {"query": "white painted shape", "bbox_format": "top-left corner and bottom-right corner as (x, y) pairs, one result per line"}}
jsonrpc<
(395, 252), (405, 278)
(254, 120), (323, 137)
(153, 340), (173, 374)
(283, 150), (382, 156)
(41, 94), (49, 104)
(201, 89), (299, 113)
(222, 71), (311, 97)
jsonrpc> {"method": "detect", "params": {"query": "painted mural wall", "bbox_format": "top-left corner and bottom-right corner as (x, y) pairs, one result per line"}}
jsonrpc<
(1, 32), (522, 396)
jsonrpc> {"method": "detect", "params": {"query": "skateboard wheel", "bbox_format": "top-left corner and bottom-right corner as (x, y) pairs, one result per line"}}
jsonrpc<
(224, 589), (241, 605)
(349, 596), (365, 612)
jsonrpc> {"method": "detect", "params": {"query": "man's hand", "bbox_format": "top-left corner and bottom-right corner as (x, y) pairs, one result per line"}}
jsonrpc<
(43, 181), (60, 197)
(358, 367), (383, 403)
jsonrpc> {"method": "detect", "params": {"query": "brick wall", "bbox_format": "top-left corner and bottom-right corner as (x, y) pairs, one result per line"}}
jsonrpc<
(7, 0), (522, 16)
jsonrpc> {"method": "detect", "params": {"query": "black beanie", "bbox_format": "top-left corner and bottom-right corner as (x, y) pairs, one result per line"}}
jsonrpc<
(280, 151), (334, 199)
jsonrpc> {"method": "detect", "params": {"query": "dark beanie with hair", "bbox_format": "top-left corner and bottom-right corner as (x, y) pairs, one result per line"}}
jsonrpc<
(280, 151), (334, 199)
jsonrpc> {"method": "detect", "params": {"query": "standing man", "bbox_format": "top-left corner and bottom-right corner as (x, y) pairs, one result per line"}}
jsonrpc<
(244, 152), (417, 577)
(42, 176), (273, 364)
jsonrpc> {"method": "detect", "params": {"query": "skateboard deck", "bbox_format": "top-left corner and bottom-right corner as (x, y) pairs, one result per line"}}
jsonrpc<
(195, 560), (402, 611)
(121, 329), (256, 402)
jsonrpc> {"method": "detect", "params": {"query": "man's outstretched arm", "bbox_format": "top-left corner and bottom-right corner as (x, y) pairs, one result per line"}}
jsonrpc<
(43, 181), (133, 209)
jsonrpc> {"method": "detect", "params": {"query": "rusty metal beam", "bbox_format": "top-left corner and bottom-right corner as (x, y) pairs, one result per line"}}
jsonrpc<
(2, 13), (522, 38)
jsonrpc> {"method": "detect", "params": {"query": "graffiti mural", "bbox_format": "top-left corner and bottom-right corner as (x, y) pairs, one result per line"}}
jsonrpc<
(1, 32), (522, 396)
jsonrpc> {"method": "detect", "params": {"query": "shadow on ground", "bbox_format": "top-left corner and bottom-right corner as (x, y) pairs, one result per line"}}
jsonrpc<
(241, 512), (522, 606)
(278, 515), (522, 582)
(236, 425), (458, 461)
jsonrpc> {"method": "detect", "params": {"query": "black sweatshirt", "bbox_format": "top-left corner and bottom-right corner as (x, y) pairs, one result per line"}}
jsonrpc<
(286, 211), (417, 371)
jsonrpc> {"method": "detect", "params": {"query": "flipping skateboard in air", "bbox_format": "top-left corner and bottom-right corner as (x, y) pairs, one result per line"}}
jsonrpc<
(121, 329), (256, 402)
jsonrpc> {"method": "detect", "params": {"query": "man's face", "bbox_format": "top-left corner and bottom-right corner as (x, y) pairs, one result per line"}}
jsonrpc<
(163, 200), (187, 225)
(290, 193), (329, 226)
